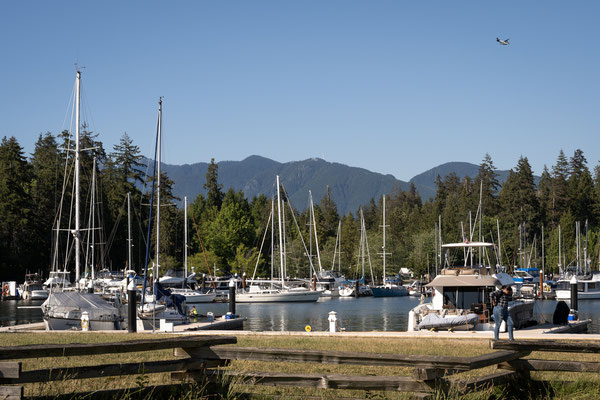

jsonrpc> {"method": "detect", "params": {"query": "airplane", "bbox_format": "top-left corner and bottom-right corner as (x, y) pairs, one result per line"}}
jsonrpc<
(496, 37), (510, 45)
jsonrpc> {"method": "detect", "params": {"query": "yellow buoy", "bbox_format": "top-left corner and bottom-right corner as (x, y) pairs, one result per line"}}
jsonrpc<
(305, 325), (312, 332)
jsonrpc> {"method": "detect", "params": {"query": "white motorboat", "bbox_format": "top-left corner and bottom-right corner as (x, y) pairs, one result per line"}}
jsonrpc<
(555, 273), (600, 300)
(407, 242), (537, 332)
(21, 273), (48, 300)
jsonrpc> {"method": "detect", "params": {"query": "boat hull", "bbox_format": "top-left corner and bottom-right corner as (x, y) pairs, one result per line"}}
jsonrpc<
(556, 289), (600, 300)
(236, 290), (321, 303)
(44, 316), (121, 331)
(371, 286), (408, 297)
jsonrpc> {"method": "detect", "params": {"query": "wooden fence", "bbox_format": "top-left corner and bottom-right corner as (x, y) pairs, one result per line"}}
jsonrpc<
(1, 337), (598, 399)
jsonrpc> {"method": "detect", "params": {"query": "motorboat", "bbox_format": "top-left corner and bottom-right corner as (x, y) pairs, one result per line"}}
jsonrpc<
(21, 273), (48, 300)
(407, 242), (537, 332)
(555, 273), (600, 300)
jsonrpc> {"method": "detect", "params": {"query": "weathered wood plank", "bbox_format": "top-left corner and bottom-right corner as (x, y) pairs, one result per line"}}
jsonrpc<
(456, 370), (518, 391)
(0, 335), (237, 360)
(173, 370), (430, 392)
(0, 358), (226, 384)
(175, 346), (475, 370)
(499, 358), (600, 373)
(490, 339), (600, 353)
(0, 362), (21, 379)
(468, 350), (530, 369)
(0, 385), (23, 400)
(412, 368), (460, 381)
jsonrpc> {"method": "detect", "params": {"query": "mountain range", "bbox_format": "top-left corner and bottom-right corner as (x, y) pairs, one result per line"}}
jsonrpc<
(152, 155), (534, 215)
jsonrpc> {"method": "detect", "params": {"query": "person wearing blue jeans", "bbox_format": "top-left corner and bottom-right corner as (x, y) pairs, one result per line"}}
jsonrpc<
(490, 285), (514, 341)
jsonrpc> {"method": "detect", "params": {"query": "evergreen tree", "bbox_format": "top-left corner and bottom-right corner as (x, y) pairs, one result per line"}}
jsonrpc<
(550, 150), (570, 225)
(0, 137), (33, 279)
(204, 158), (223, 208)
(567, 149), (595, 224)
(475, 153), (500, 216)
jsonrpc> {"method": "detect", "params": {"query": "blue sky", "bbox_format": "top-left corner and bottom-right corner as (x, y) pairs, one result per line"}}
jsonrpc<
(2, 1), (599, 181)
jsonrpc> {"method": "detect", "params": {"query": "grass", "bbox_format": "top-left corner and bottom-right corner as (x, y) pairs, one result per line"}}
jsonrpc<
(1, 333), (600, 399)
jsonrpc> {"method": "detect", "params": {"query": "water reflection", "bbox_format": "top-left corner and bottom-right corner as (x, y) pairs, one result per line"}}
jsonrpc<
(3, 296), (600, 333)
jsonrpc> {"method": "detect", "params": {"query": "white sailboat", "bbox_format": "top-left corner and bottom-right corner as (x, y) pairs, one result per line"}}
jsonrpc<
(169, 196), (216, 303)
(43, 70), (122, 330)
(237, 176), (321, 303)
(370, 196), (408, 297)
(340, 208), (373, 297)
(138, 98), (188, 328)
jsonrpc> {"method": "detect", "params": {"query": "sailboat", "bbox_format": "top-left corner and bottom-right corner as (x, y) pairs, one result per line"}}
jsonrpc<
(237, 176), (322, 303)
(169, 196), (216, 303)
(43, 70), (123, 330)
(370, 196), (408, 297)
(137, 98), (188, 328)
(308, 191), (344, 297)
(340, 208), (373, 297)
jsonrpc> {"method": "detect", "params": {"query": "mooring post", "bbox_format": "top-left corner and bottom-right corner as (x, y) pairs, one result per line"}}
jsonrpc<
(355, 280), (360, 298)
(229, 279), (236, 316)
(313, 274), (317, 291)
(570, 275), (578, 313)
(242, 272), (246, 290)
(328, 311), (337, 332)
(202, 273), (206, 291)
(128, 279), (137, 333)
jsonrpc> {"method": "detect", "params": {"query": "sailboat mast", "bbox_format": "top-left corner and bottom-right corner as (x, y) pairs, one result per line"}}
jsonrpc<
(90, 158), (96, 280)
(276, 176), (285, 287)
(184, 196), (188, 283)
(155, 98), (162, 285)
(360, 208), (365, 279)
(271, 196), (275, 289)
(382, 196), (387, 282)
(127, 192), (132, 271)
(75, 70), (81, 283)
(309, 190), (323, 274)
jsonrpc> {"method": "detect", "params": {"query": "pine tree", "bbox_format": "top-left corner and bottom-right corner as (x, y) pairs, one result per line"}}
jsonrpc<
(567, 149), (595, 224)
(475, 153), (500, 216)
(0, 137), (33, 279)
(204, 158), (223, 208)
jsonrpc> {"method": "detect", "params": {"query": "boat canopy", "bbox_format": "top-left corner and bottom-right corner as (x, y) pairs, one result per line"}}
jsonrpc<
(442, 242), (494, 248)
(426, 275), (499, 288)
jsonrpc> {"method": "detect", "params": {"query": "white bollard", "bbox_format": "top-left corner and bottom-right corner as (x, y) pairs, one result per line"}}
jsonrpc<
(328, 311), (337, 333)
(81, 311), (90, 331)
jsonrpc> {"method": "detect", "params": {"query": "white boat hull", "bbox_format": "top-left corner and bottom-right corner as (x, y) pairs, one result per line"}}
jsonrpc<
(237, 289), (321, 303)
(556, 289), (600, 300)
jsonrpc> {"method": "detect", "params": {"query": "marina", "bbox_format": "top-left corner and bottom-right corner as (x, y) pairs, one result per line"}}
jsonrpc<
(3, 296), (600, 334)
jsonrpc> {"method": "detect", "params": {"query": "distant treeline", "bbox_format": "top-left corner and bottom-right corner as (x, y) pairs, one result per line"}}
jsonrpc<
(1, 130), (599, 282)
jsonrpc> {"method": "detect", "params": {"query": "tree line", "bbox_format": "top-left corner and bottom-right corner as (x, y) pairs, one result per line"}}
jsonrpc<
(1, 131), (600, 282)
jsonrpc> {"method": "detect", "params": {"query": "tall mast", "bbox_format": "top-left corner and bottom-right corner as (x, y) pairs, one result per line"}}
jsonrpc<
(127, 192), (132, 271)
(496, 219), (501, 267)
(271, 196), (275, 288)
(558, 224), (562, 273)
(90, 158), (96, 280)
(276, 176), (285, 287)
(309, 190), (323, 273)
(155, 98), (162, 285)
(75, 70), (81, 283)
(360, 208), (365, 279)
(184, 195), (188, 284)
(381, 196), (389, 284)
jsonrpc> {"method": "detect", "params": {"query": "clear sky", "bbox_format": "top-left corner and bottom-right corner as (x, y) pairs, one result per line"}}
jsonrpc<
(2, 1), (599, 181)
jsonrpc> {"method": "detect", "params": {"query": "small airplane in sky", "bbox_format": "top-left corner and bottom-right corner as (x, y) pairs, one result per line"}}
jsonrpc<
(496, 37), (510, 45)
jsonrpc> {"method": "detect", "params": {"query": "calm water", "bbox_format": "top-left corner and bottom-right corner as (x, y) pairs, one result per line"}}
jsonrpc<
(2, 296), (600, 333)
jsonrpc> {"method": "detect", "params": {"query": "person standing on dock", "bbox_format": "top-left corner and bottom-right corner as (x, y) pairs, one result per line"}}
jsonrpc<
(490, 285), (514, 341)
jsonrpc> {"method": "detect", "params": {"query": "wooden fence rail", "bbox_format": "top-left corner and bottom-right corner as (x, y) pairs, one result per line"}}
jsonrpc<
(1, 337), (596, 399)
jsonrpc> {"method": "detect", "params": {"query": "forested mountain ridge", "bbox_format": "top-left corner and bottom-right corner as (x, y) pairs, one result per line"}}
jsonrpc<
(156, 155), (411, 215)
(155, 156), (539, 213)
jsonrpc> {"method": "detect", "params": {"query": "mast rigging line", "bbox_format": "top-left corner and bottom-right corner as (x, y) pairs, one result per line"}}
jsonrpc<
(189, 211), (216, 290)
